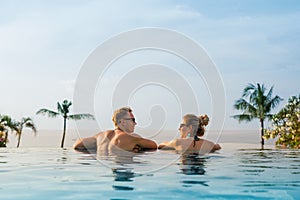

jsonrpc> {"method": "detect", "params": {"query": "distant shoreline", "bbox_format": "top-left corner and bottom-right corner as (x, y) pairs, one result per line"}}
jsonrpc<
(4, 129), (276, 149)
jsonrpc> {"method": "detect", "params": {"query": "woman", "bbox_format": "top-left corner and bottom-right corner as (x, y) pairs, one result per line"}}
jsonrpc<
(158, 114), (221, 154)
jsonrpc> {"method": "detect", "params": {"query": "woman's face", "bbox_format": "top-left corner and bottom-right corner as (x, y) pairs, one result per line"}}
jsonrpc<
(178, 120), (192, 138)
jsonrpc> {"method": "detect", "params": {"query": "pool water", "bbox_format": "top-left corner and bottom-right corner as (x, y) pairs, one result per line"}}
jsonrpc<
(1, 146), (299, 200)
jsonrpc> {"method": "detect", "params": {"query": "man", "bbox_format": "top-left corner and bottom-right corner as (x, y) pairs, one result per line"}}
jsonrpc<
(73, 107), (157, 153)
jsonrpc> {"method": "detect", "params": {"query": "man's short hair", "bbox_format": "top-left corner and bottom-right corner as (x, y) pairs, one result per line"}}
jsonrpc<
(112, 107), (132, 127)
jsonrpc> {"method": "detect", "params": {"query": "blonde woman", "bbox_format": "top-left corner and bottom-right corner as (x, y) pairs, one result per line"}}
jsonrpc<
(158, 114), (221, 154)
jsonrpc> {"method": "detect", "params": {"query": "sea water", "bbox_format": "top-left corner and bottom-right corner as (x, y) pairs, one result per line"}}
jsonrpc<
(0, 145), (299, 200)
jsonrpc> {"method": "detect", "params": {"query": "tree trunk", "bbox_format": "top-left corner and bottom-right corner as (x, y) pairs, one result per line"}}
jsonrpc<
(3, 131), (8, 147)
(4, 131), (8, 144)
(17, 133), (21, 148)
(260, 119), (264, 150)
(60, 117), (67, 148)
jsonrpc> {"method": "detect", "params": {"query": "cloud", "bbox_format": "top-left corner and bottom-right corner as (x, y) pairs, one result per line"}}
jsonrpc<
(1, 1), (299, 130)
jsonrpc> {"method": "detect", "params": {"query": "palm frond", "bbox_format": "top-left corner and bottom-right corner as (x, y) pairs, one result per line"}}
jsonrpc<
(270, 95), (283, 109)
(63, 100), (72, 108)
(233, 98), (248, 110)
(21, 117), (37, 133)
(0, 115), (14, 126)
(242, 83), (255, 98)
(57, 100), (72, 115)
(25, 122), (37, 134)
(68, 114), (95, 120)
(63, 100), (72, 113)
(36, 109), (59, 118)
(232, 114), (254, 122)
(264, 114), (274, 121)
(0, 115), (16, 133)
(249, 83), (260, 103)
(57, 102), (64, 115)
(266, 85), (274, 100)
(234, 98), (257, 114)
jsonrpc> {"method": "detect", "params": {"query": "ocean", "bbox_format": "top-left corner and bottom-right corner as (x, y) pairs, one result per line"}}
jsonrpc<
(5, 129), (276, 149)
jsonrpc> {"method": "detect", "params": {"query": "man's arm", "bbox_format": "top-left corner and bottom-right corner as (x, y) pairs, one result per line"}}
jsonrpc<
(134, 137), (157, 150)
(73, 132), (103, 150)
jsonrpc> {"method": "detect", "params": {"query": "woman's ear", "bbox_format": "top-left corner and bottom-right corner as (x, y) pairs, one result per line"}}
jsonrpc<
(187, 125), (193, 132)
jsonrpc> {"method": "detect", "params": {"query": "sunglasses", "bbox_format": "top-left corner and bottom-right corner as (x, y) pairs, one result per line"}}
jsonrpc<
(123, 118), (136, 123)
(179, 123), (187, 128)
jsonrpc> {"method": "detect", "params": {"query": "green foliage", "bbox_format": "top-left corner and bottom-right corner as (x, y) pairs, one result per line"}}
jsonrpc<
(36, 109), (59, 118)
(0, 115), (15, 147)
(0, 115), (36, 148)
(14, 117), (37, 148)
(232, 83), (282, 149)
(36, 99), (95, 148)
(264, 95), (300, 149)
(14, 117), (37, 134)
(233, 83), (282, 122)
(37, 100), (94, 120)
(0, 131), (6, 147)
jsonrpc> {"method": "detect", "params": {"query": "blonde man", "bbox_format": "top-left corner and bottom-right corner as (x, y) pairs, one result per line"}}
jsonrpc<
(73, 107), (157, 153)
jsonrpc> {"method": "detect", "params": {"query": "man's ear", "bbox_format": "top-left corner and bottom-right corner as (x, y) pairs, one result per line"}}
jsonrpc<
(117, 119), (124, 127)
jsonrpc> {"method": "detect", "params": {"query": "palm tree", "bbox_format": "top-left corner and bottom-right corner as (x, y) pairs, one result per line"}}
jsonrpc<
(13, 117), (37, 148)
(36, 99), (95, 148)
(233, 83), (282, 149)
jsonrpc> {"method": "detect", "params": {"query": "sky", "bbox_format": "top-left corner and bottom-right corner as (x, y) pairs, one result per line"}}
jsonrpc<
(0, 0), (300, 134)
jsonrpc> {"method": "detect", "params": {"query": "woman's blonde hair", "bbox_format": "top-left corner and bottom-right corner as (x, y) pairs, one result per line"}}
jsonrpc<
(197, 114), (209, 137)
(183, 114), (210, 146)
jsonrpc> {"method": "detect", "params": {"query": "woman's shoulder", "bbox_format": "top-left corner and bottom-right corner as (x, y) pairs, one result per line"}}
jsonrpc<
(198, 139), (221, 153)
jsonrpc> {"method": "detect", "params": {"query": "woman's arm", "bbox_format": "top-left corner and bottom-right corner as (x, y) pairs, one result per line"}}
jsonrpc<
(158, 141), (168, 149)
(211, 143), (221, 152)
(158, 140), (177, 150)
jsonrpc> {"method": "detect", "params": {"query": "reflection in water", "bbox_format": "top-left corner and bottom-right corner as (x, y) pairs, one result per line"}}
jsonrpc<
(181, 180), (209, 187)
(77, 148), (143, 191)
(112, 167), (135, 181)
(97, 148), (146, 165)
(179, 153), (206, 175)
(237, 149), (300, 190)
(105, 150), (144, 191)
(179, 153), (209, 187)
(112, 167), (135, 191)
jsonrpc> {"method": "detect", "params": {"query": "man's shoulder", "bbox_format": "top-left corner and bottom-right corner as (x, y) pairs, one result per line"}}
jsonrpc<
(115, 132), (140, 142)
(95, 130), (114, 135)
(104, 130), (115, 135)
(131, 133), (142, 138)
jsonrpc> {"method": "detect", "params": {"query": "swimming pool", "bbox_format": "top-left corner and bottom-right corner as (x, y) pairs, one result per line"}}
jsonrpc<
(1, 145), (299, 199)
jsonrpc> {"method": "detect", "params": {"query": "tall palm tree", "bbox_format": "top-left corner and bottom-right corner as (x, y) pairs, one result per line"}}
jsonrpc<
(14, 117), (37, 148)
(233, 83), (282, 149)
(36, 99), (95, 148)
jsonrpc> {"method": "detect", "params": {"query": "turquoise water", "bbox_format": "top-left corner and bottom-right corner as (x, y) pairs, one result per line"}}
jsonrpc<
(0, 147), (299, 199)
